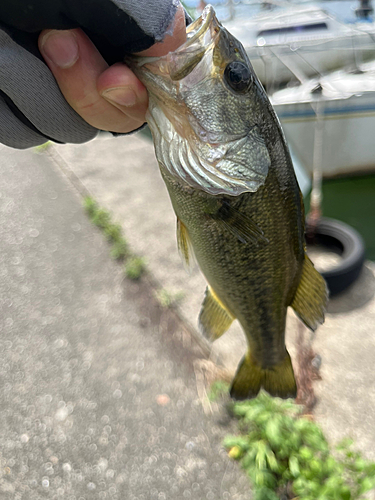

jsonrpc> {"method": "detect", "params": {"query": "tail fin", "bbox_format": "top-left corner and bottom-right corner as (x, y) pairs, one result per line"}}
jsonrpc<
(230, 351), (297, 400)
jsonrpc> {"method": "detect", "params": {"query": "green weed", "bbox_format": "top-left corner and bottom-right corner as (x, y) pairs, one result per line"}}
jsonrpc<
(34, 141), (51, 152)
(83, 196), (144, 273)
(222, 391), (375, 500)
(208, 380), (230, 402)
(83, 196), (98, 217)
(125, 256), (146, 280)
(110, 239), (129, 260)
(104, 223), (123, 242)
(154, 289), (185, 308)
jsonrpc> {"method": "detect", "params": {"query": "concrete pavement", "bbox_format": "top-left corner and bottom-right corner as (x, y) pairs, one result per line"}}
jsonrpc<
(0, 144), (251, 499)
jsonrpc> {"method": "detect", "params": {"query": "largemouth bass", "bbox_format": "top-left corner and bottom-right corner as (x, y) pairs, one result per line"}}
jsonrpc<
(128, 5), (328, 399)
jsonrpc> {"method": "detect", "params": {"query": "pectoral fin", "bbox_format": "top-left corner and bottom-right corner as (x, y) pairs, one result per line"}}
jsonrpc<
(199, 286), (234, 341)
(211, 201), (269, 245)
(230, 351), (297, 400)
(291, 254), (328, 330)
(177, 218), (196, 271)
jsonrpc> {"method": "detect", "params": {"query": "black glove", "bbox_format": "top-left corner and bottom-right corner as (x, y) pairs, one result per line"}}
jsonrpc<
(0, 0), (181, 148)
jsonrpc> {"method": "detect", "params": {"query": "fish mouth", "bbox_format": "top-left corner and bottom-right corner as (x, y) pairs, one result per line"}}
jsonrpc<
(184, 4), (218, 52)
(127, 5), (220, 95)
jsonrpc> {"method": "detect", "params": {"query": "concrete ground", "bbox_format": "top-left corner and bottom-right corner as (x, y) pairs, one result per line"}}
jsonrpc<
(0, 144), (251, 499)
(1, 130), (374, 498)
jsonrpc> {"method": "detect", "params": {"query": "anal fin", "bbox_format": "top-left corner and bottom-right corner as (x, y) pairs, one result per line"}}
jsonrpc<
(230, 351), (297, 400)
(199, 286), (234, 341)
(291, 254), (328, 330)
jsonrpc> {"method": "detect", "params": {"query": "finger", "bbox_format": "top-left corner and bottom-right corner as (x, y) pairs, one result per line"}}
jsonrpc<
(39, 28), (147, 133)
(97, 63), (148, 123)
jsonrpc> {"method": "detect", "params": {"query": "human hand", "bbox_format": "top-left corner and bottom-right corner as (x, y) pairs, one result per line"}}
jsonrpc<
(38, 4), (187, 134)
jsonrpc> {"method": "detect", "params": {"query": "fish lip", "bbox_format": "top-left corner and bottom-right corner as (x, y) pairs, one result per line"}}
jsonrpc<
(125, 5), (221, 119)
(127, 5), (218, 71)
(184, 4), (216, 49)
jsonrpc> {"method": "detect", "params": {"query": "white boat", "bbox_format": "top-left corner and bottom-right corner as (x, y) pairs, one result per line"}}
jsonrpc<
(223, 3), (375, 86)
(271, 60), (375, 177)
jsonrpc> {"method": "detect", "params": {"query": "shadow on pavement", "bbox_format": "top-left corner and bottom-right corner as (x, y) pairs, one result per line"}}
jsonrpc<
(327, 262), (375, 314)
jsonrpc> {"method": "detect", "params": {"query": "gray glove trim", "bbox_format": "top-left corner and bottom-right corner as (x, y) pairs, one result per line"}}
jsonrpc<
(111, 0), (179, 42)
(0, 30), (98, 146)
(0, 96), (47, 149)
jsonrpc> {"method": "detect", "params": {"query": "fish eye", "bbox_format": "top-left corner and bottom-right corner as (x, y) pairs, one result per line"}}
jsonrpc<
(224, 61), (253, 93)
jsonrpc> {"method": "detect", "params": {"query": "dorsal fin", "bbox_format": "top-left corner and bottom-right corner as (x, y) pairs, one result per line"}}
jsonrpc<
(199, 286), (234, 341)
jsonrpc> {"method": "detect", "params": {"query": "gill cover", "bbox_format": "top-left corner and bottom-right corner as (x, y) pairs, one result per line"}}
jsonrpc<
(129, 5), (271, 196)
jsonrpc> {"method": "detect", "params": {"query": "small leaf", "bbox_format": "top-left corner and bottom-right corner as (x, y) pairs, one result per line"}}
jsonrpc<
(289, 456), (300, 478)
(353, 458), (367, 472)
(265, 447), (279, 473)
(255, 442), (267, 470)
(359, 476), (375, 495)
(299, 446), (313, 462)
(255, 470), (266, 487)
(265, 417), (282, 447)
(339, 485), (351, 500)
(223, 436), (249, 451)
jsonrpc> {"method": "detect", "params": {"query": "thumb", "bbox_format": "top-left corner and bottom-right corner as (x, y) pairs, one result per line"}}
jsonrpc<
(39, 28), (147, 132)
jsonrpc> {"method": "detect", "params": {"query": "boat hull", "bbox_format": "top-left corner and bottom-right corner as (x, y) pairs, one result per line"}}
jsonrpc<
(273, 93), (375, 177)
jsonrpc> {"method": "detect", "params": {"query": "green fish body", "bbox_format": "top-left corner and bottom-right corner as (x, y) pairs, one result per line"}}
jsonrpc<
(128, 6), (328, 399)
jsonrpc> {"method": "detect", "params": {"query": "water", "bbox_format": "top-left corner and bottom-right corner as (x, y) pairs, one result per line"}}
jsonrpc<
(305, 174), (375, 260)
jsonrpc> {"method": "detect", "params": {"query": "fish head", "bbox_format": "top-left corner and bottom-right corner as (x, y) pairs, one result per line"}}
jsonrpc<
(127, 5), (272, 196)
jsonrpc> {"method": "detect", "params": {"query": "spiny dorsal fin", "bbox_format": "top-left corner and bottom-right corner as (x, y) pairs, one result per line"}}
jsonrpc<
(211, 201), (269, 245)
(199, 286), (234, 341)
(291, 254), (328, 331)
(177, 218), (196, 272)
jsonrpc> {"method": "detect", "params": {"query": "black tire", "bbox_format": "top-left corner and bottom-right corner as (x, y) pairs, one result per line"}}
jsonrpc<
(306, 217), (366, 296)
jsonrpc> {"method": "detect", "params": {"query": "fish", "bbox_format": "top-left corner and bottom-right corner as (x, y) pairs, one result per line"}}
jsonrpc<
(127, 5), (328, 399)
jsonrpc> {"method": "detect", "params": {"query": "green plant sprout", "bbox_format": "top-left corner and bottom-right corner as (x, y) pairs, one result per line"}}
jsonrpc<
(208, 380), (230, 402)
(125, 256), (146, 280)
(110, 238), (129, 260)
(154, 289), (185, 308)
(34, 141), (51, 152)
(83, 196), (144, 275)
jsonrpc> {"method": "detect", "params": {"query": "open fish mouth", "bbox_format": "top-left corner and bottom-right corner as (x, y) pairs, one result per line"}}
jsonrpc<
(128, 6), (220, 98)
(127, 5), (271, 197)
